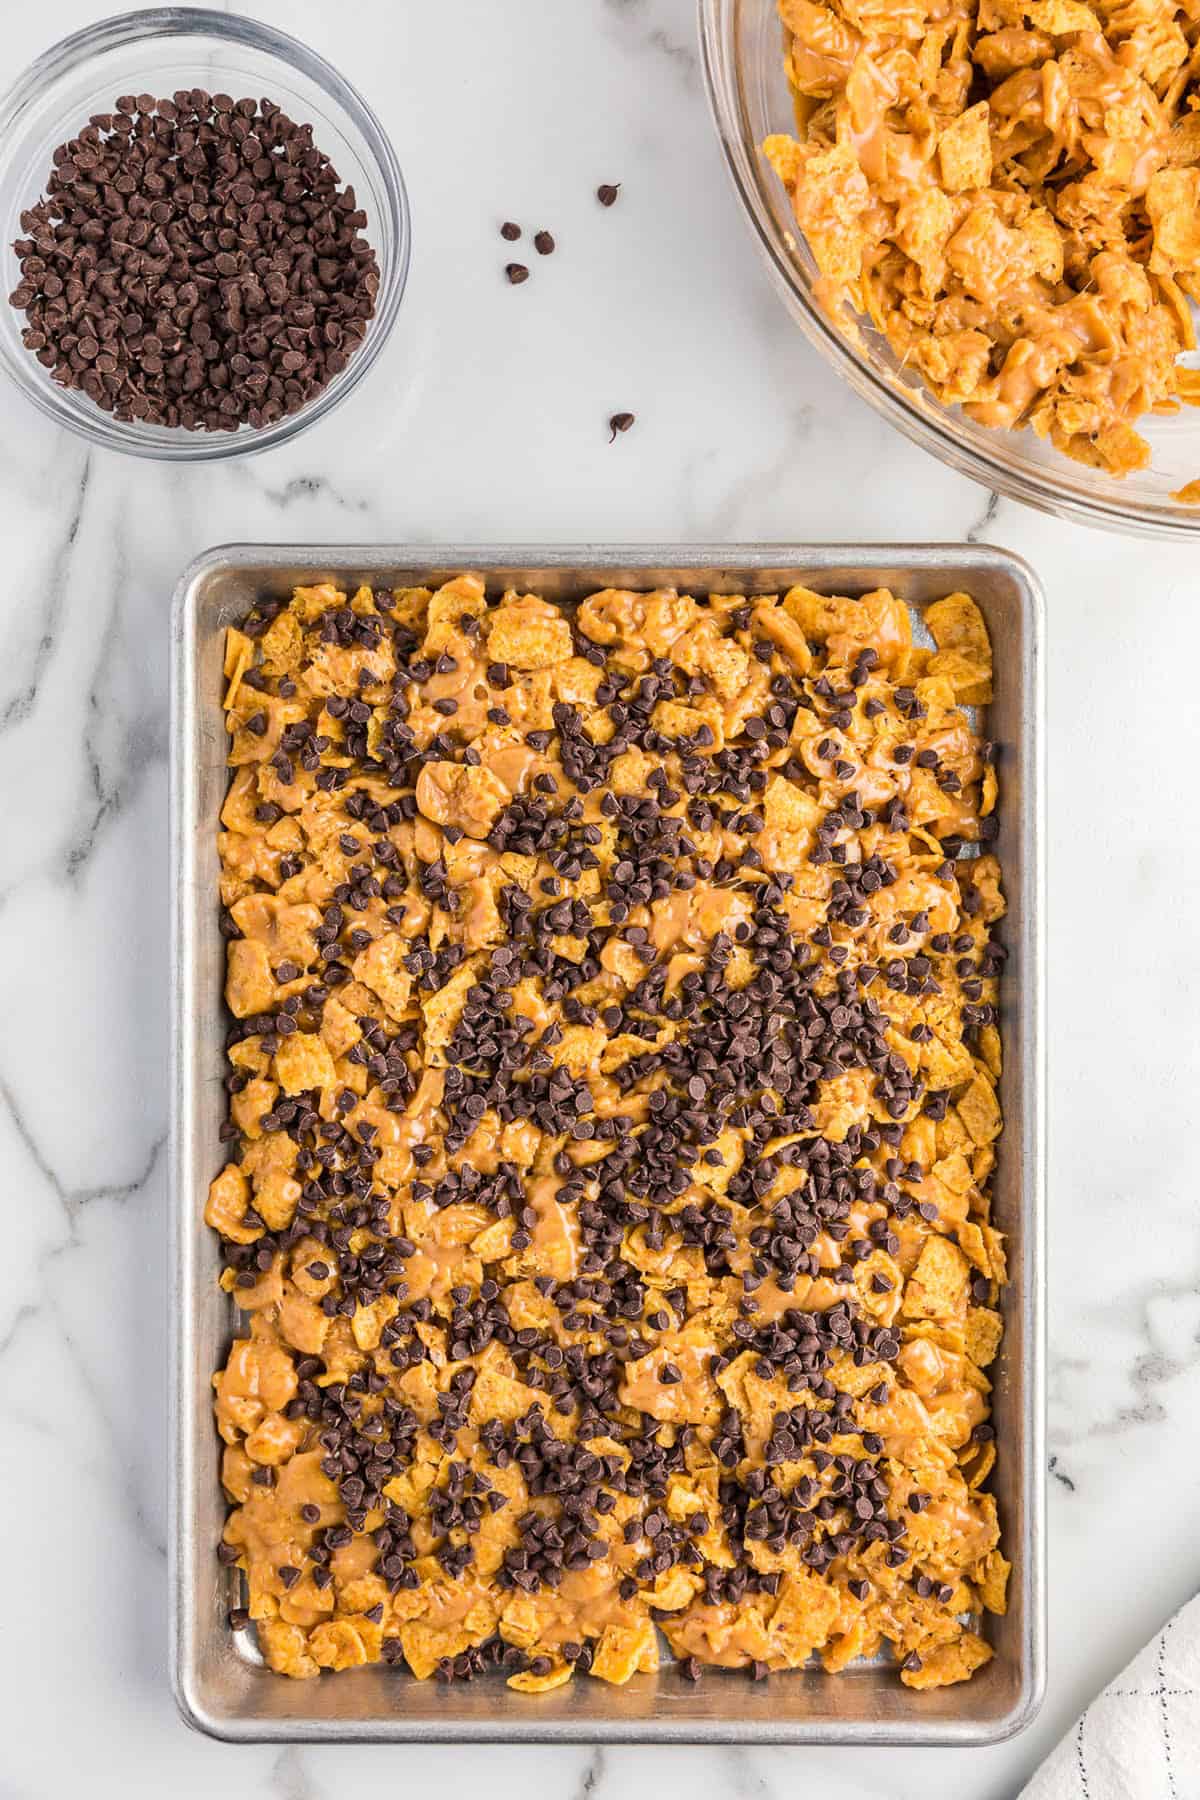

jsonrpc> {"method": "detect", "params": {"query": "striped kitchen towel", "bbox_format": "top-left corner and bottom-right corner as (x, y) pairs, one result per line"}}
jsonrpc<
(1021, 1594), (1200, 1799)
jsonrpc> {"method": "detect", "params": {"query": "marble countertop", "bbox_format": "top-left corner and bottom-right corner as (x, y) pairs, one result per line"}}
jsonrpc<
(4, 1), (1199, 1795)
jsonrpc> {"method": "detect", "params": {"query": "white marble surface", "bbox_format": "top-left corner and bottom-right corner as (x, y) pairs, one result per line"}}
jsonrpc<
(3, 1), (1199, 1795)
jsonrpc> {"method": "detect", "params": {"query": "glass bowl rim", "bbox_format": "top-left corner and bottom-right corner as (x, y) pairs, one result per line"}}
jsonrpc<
(0, 5), (411, 461)
(697, 0), (1200, 539)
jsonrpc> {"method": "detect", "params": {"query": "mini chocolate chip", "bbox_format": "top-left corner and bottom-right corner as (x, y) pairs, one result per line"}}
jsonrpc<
(10, 93), (380, 434)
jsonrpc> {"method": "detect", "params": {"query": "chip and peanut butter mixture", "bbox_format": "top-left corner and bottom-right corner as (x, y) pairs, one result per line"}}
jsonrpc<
(210, 575), (1010, 1693)
(765, 0), (1200, 476)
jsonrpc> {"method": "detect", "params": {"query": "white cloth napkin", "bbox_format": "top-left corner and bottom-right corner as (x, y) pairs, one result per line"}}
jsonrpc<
(1021, 1594), (1200, 1799)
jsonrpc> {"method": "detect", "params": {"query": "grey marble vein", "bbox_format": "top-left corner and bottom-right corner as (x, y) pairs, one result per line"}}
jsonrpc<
(967, 489), (1001, 543)
(255, 473), (371, 513)
(0, 447), (90, 734)
(601, 0), (699, 85)
(1048, 1272), (1200, 1453)
(0, 1299), (41, 1364)
(269, 1748), (324, 1800)
(0, 1069), (165, 1223)
(679, 406), (817, 539)
(575, 1747), (605, 1799)
(64, 548), (168, 882)
(1049, 1453), (1077, 1493)
(0, 1271), (167, 1559)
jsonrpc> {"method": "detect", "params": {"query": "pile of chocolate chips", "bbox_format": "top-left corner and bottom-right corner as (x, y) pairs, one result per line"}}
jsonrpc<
(8, 89), (380, 432)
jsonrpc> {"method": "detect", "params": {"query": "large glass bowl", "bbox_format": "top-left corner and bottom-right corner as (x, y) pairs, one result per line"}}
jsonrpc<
(0, 8), (410, 460)
(699, 0), (1200, 536)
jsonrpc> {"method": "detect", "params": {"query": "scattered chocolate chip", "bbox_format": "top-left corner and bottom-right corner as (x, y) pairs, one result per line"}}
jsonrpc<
(534, 230), (556, 255)
(500, 221), (522, 241)
(597, 184), (621, 206)
(608, 410), (635, 442)
(506, 263), (530, 285)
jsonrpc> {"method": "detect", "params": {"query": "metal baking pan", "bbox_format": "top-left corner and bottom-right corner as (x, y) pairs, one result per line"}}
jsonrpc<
(170, 544), (1045, 1744)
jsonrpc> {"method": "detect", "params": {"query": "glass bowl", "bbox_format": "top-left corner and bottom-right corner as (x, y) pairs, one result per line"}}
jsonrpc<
(699, 0), (1200, 537)
(0, 7), (410, 460)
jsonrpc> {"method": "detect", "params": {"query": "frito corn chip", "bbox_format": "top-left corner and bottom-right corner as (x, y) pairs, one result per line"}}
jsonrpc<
(223, 628), (256, 708)
(938, 103), (992, 194)
(487, 596), (574, 670)
(311, 1615), (383, 1671)
(591, 1619), (659, 1685)
(901, 1631), (993, 1689)
(507, 1662), (574, 1692)
(769, 1571), (843, 1665)
(925, 594), (993, 703)
(903, 1235), (971, 1322)
(966, 1305), (1004, 1367)
(958, 1074), (1002, 1145)
(273, 1032), (335, 1096)
(975, 1548), (1011, 1614)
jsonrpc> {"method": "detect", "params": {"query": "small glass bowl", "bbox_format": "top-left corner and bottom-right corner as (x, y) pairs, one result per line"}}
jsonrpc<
(0, 8), (410, 460)
(700, 0), (1200, 538)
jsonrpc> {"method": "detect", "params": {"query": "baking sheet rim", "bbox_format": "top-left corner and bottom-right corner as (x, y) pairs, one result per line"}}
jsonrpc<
(169, 542), (1045, 1744)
